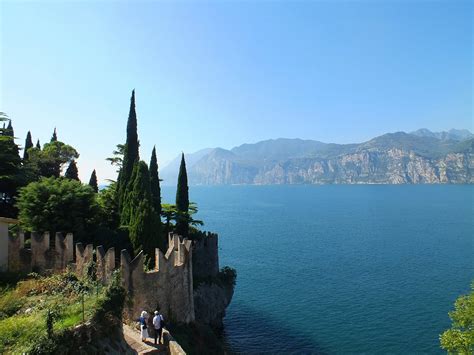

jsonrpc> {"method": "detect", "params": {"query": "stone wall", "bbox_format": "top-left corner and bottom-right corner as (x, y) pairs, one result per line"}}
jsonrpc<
(75, 234), (195, 325)
(192, 232), (219, 279)
(8, 231), (74, 272)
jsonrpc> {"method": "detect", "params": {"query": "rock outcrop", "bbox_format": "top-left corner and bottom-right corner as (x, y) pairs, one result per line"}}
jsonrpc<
(161, 132), (474, 185)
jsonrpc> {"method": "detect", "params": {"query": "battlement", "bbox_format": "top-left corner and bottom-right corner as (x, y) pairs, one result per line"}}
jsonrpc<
(75, 234), (195, 324)
(8, 231), (74, 272)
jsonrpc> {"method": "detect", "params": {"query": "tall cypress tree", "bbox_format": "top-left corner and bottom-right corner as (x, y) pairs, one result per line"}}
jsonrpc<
(118, 90), (140, 214)
(51, 128), (57, 142)
(5, 121), (14, 137)
(149, 146), (162, 217)
(88, 169), (98, 192)
(124, 161), (163, 265)
(65, 160), (80, 181)
(36, 139), (41, 149)
(23, 131), (33, 161)
(175, 153), (189, 238)
(0, 119), (21, 217)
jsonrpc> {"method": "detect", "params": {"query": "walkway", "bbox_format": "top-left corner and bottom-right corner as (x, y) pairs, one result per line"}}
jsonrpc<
(123, 323), (167, 354)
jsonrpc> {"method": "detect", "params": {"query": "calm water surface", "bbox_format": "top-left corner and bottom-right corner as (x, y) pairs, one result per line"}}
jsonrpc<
(163, 185), (473, 354)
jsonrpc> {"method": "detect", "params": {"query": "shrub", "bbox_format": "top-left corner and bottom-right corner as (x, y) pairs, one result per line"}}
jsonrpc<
(16, 177), (98, 243)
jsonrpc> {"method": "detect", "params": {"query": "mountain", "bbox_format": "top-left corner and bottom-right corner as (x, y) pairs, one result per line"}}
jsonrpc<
(161, 129), (474, 185)
(410, 128), (473, 141)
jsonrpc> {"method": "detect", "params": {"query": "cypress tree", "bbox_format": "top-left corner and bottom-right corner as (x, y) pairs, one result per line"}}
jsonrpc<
(51, 128), (57, 142)
(175, 153), (189, 238)
(0, 119), (21, 217)
(23, 131), (33, 161)
(124, 161), (163, 265)
(5, 121), (14, 137)
(149, 146), (162, 217)
(118, 90), (140, 213)
(88, 169), (98, 192)
(36, 139), (41, 149)
(65, 160), (80, 181)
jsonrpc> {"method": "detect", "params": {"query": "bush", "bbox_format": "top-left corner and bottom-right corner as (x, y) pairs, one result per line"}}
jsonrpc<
(16, 177), (98, 243)
(218, 266), (237, 287)
(440, 283), (474, 354)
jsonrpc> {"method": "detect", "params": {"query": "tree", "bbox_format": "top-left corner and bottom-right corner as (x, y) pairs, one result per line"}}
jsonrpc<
(118, 90), (139, 212)
(106, 144), (125, 174)
(122, 161), (163, 265)
(175, 153), (189, 238)
(51, 128), (57, 142)
(16, 177), (98, 242)
(89, 169), (98, 193)
(27, 141), (79, 178)
(440, 283), (474, 354)
(23, 131), (33, 161)
(64, 160), (79, 181)
(36, 139), (41, 149)
(149, 146), (162, 217)
(0, 115), (21, 217)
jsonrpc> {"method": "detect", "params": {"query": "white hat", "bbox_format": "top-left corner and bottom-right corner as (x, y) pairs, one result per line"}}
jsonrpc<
(154, 311), (159, 315)
(141, 311), (147, 317)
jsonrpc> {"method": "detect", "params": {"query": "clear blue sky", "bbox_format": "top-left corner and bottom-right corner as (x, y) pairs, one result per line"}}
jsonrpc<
(1, 0), (472, 183)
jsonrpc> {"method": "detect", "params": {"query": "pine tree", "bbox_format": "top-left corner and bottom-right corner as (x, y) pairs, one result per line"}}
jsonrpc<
(124, 161), (163, 265)
(118, 90), (140, 214)
(175, 153), (189, 238)
(36, 139), (41, 149)
(149, 146), (162, 217)
(65, 160), (80, 181)
(23, 131), (33, 161)
(88, 169), (98, 192)
(51, 128), (57, 142)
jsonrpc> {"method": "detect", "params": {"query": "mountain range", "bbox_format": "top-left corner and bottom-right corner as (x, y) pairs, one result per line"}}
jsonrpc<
(161, 129), (474, 185)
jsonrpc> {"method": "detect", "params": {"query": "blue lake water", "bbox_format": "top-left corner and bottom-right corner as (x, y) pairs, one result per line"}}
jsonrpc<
(162, 185), (473, 354)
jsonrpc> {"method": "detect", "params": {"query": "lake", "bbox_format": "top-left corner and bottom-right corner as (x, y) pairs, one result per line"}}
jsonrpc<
(162, 185), (473, 354)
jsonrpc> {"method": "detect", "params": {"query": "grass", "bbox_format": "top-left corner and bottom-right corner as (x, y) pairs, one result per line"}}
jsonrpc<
(0, 270), (106, 354)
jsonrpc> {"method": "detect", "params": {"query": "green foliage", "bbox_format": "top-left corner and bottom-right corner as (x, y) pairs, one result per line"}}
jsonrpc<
(16, 177), (98, 242)
(149, 146), (162, 217)
(51, 128), (58, 142)
(176, 153), (189, 237)
(97, 182), (120, 229)
(118, 90), (140, 213)
(218, 266), (237, 287)
(23, 131), (33, 161)
(123, 161), (164, 264)
(88, 169), (98, 192)
(0, 116), (21, 217)
(106, 143), (125, 174)
(92, 271), (125, 327)
(0, 271), (105, 354)
(64, 160), (80, 181)
(440, 283), (474, 354)
(27, 140), (79, 178)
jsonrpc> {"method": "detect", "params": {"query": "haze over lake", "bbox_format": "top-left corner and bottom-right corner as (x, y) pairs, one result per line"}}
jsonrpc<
(163, 185), (473, 353)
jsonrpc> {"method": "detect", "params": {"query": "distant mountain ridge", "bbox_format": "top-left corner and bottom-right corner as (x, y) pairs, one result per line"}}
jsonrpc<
(160, 129), (474, 185)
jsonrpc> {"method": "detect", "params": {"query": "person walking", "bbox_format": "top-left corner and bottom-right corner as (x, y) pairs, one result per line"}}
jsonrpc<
(153, 310), (165, 345)
(139, 310), (149, 342)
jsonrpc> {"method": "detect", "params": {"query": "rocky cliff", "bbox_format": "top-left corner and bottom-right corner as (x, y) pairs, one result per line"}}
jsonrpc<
(161, 130), (474, 185)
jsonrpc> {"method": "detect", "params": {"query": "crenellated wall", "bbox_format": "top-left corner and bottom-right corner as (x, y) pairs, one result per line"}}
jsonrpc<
(6, 229), (227, 327)
(74, 234), (195, 324)
(8, 231), (74, 272)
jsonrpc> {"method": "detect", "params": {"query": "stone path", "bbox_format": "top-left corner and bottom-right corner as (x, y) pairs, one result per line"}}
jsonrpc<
(123, 323), (167, 354)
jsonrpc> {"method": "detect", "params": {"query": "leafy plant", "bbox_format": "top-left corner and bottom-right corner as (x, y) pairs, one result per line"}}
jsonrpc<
(440, 283), (474, 354)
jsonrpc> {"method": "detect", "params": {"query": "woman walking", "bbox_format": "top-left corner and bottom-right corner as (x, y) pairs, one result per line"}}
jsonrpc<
(139, 310), (149, 342)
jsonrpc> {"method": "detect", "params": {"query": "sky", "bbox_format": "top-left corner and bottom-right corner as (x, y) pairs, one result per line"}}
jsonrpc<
(1, 0), (472, 183)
